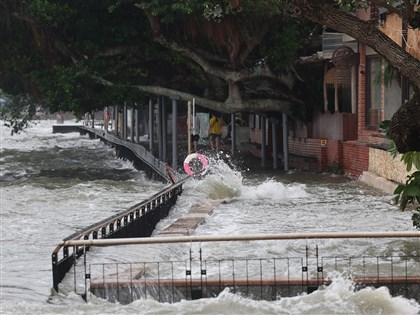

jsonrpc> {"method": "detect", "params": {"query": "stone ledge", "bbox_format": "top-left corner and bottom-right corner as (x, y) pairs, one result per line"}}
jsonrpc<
(359, 171), (398, 195)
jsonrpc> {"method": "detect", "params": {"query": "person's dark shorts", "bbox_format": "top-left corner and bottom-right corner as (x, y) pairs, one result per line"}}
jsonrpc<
(192, 134), (200, 141)
(210, 133), (221, 140)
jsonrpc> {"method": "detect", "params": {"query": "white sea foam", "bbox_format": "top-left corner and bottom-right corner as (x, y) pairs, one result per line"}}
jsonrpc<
(240, 179), (308, 200)
(2, 274), (419, 315)
(2, 120), (418, 315)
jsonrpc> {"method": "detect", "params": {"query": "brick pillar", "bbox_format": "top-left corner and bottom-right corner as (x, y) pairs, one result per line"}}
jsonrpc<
(357, 44), (366, 140)
(320, 145), (328, 171)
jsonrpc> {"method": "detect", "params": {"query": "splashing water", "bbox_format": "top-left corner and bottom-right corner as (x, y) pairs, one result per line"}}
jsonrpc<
(240, 178), (308, 200)
(272, 273), (420, 315)
(185, 155), (244, 200)
(2, 121), (419, 315)
(184, 156), (308, 202)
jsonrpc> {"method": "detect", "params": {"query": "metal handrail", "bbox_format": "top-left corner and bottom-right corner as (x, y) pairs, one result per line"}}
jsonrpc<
(79, 126), (169, 182)
(52, 175), (193, 291)
(61, 231), (420, 247)
(52, 176), (190, 254)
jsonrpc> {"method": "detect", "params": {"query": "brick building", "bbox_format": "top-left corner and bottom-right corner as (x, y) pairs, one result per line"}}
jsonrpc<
(248, 5), (419, 186)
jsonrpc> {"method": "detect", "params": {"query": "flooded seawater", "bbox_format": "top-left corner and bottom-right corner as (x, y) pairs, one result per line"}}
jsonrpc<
(1, 120), (419, 315)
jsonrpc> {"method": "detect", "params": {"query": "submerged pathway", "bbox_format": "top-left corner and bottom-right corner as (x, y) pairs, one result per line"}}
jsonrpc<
(157, 200), (221, 237)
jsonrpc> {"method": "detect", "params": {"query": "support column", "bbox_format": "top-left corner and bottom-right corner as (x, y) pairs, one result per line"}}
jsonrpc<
(135, 108), (140, 143)
(351, 65), (357, 114)
(272, 121), (278, 170)
(187, 101), (191, 155)
(282, 113), (289, 172)
(148, 99), (154, 154)
(261, 116), (266, 168)
(171, 96), (179, 169)
(231, 113), (236, 156)
(162, 97), (167, 162)
(131, 106), (135, 142)
(357, 43), (366, 139)
(157, 96), (163, 160)
(123, 103), (127, 140)
(114, 105), (119, 137)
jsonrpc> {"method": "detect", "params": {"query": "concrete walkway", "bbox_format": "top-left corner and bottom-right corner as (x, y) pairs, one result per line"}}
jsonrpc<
(157, 200), (221, 237)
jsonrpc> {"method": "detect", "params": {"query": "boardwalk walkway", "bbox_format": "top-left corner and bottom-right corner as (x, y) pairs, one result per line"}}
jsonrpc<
(157, 200), (221, 237)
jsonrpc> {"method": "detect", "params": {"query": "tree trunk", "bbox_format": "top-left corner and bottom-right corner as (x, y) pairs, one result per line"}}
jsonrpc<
(389, 93), (420, 153)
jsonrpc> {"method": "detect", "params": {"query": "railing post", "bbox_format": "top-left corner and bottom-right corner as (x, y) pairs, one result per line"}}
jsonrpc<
(73, 245), (77, 294)
(83, 245), (88, 302)
(52, 252), (59, 292)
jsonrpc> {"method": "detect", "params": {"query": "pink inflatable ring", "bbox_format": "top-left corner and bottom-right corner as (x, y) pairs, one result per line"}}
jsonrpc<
(183, 153), (209, 175)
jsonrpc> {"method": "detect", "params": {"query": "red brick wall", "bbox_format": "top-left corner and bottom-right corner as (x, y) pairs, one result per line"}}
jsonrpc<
(250, 131), (368, 177)
(326, 140), (343, 165)
(289, 138), (321, 157)
(250, 128), (268, 144)
(289, 138), (344, 171)
(342, 141), (369, 178)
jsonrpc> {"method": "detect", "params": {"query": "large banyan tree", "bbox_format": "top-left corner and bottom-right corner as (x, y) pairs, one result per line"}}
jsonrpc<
(135, 0), (318, 117)
(0, 0), (318, 122)
(1, 0), (419, 152)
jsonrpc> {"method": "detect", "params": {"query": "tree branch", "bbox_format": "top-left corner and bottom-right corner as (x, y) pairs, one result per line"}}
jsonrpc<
(92, 46), (140, 58)
(94, 75), (295, 113)
(143, 9), (281, 84)
(370, 0), (414, 24)
(239, 18), (274, 64)
(293, 0), (420, 92)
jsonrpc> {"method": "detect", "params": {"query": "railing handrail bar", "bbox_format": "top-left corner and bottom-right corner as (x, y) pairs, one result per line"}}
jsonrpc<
(60, 231), (420, 247)
(61, 175), (191, 242)
(79, 126), (169, 181)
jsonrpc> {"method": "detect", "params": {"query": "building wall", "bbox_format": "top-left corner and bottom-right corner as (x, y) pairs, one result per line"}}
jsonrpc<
(288, 137), (344, 171)
(246, 9), (419, 181)
(407, 26), (420, 60)
(343, 141), (370, 178)
(250, 128), (269, 144)
(379, 14), (403, 45)
(368, 147), (414, 184)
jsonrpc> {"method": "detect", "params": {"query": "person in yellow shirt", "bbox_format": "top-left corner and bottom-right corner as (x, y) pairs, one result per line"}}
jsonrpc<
(209, 113), (224, 151)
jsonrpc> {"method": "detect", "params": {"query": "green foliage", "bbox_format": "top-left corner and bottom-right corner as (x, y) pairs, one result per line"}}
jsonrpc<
(401, 151), (420, 172)
(374, 61), (397, 88)
(394, 171), (420, 207)
(1, 0), (315, 133)
(28, 0), (75, 28)
(0, 95), (38, 135)
(135, 0), (198, 22)
(393, 170), (420, 229)
(261, 19), (307, 71)
(379, 120), (398, 157)
(413, 209), (420, 229)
